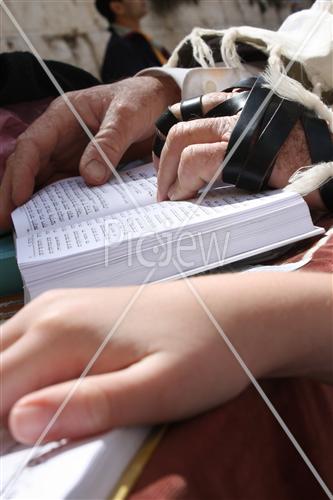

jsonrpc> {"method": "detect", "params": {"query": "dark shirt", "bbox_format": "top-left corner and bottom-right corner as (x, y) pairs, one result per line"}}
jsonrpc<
(0, 51), (100, 105)
(101, 27), (169, 83)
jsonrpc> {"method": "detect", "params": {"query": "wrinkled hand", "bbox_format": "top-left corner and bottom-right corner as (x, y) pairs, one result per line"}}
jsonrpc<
(0, 75), (180, 229)
(0, 280), (250, 444)
(155, 91), (325, 209)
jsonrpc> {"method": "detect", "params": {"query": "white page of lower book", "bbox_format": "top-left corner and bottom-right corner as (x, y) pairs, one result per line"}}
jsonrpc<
(1, 426), (150, 499)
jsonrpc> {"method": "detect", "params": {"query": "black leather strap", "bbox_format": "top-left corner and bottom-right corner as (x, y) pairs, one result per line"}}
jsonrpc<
(222, 76), (258, 92)
(319, 179), (333, 212)
(152, 135), (165, 158)
(180, 96), (203, 121)
(205, 91), (249, 118)
(301, 111), (333, 163)
(222, 79), (270, 185)
(155, 108), (179, 137)
(154, 74), (333, 196)
(237, 98), (303, 191)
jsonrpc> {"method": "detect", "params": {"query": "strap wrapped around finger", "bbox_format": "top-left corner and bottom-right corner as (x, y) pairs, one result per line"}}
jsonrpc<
(180, 96), (203, 121)
(153, 90), (248, 158)
(154, 75), (333, 191)
(205, 91), (249, 118)
(152, 134), (165, 158)
(222, 76), (333, 193)
(153, 107), (179, 158)
(155, 108), (179, 137)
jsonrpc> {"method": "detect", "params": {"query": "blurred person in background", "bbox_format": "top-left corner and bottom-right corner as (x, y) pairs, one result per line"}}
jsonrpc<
(95, 0), (170, 82)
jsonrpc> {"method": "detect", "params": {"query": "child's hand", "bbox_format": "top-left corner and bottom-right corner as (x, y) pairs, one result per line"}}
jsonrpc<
(0, 280), (250, 444)
(2, 272), (330, 445)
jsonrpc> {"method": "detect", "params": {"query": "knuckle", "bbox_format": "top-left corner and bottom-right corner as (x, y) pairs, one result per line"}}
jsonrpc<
(167, 121), (188, 143)
(216, 115), (238, 138)
(165, 122), (190, 153)
(64, 89), (85, 105)
(205, 117), (223, 133)
(54, 89), (104, 122)
(38, 288), (64, 304)
(182, 144), (197, 162)
(28, 315), (61, 341)
(51, 90), (90, 116)
(112, 100), (136, 122)
(30, 290), (68, 333)
(211, 118), (227, 137)
(48, 94), (68, 112)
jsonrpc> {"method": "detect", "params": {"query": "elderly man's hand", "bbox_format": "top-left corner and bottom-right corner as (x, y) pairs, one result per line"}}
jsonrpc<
(0, 75), (180, 229)
(155, 91), (326, 210)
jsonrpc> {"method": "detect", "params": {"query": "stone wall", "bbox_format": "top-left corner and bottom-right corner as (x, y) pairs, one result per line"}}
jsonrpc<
(2, 1), (109, 78)
(1, 0), (295, 79)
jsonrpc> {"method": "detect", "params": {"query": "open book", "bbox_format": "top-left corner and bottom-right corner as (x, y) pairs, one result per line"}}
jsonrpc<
(12, 163), (323, 300)
(1, 425), (150, 499)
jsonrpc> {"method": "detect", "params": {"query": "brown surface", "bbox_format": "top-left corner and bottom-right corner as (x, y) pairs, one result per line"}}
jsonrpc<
(131, 381), (333, 500)
(0, 293), (24, 321)
(130, 215), (333, 500)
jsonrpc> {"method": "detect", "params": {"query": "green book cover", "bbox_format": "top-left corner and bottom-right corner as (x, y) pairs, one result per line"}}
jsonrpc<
(0, 233), (23, 296)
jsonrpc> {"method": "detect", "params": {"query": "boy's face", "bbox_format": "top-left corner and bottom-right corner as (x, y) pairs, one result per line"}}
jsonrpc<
(112, 0), (148, 20)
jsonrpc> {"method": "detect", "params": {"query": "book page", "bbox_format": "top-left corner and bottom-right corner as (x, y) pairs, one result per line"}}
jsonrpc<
(12, 163), (157, 238)
(1, 425), (150, 500)
(200, 187), (291, 211)
(15, 189), (300, 264)
(15, 200), (212, 263)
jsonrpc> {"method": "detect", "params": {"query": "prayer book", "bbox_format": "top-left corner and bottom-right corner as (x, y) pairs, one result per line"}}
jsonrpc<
(0, 425), (150, 499)
(11, 162), (324, 301)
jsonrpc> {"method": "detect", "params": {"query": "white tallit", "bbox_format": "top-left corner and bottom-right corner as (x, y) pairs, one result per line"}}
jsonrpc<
(166, 0), (333, 196)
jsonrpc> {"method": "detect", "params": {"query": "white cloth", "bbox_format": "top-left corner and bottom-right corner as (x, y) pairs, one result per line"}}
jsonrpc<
(140, 0), (333, 99)
(277, 0), (333, 92)
(139, 65), (260, 99)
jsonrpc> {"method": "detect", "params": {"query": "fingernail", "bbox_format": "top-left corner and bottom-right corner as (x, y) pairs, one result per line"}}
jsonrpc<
(84, 161), (107, 183)
(10, 404), (53, 443)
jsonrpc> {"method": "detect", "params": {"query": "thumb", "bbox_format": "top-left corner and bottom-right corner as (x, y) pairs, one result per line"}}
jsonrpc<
(79, 108), (132, 186)
(9, 356), (164, 444)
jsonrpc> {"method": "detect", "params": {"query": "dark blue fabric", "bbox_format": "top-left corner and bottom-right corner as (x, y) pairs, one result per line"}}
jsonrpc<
(0, 52), (100, 105)
(101, 30), (167, 83)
